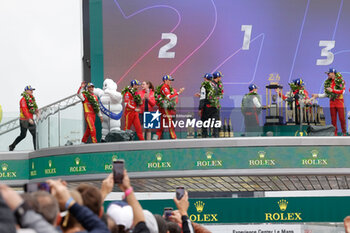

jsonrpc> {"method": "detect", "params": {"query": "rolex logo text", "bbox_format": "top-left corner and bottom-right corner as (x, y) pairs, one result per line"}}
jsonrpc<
(196, 152), (223, 167)
(0, 163), (17, 178)
(69, 157), (87, 173)
(147, 153), (172, 169)
(45, 160), (56, 174)
(249, 151), (276, 166)
(30, 162), (37, 177)
(189, 201), (218, 223)
(265, 199), (302, 221)
(302, 150), (328, 166)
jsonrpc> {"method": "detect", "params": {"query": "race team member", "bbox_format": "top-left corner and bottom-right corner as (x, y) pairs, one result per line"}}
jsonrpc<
(276, 78), (310, 124)
(199, 71), (224, 138)
(195, 73), (213, 99)
(77, 82), (103, 143)
(241, 84), (262, 136)
(122, 80), (144, 140)
(139, 81), (156, 140)
(9, 85), (39, 151)
(155, 75), (184, 139)
(312, 68), (346, 136)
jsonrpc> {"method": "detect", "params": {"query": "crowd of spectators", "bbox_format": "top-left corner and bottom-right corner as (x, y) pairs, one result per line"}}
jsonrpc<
(0, 168), (211, 233)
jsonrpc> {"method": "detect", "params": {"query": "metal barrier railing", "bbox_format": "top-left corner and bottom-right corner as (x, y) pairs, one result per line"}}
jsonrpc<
(0, 94), (81, 136)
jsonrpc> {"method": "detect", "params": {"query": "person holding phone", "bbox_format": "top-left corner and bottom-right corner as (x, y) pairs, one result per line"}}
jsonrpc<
(77, 82), (103, 143)
(9, 85), (39, 151)
(173, 189), (194, 233)
(114, 168), (151, 233)
(139, 81), (156, 140)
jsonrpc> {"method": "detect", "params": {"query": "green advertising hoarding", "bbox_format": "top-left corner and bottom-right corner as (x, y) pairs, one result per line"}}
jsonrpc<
(105, 196), (350, 223)
(0, 145), (348, 181)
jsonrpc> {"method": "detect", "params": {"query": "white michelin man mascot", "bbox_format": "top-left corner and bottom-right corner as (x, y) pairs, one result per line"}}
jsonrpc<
(94, 79), (123, 141)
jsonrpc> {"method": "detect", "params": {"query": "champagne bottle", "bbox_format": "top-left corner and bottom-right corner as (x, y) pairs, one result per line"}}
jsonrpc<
(224, 119), (229, 137)
(197, 127), (202, 138)
(228, 119), (234, 137)
(219, 119), (225, 138)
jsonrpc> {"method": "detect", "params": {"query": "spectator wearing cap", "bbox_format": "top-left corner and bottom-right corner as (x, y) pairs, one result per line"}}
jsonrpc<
(9, 85), (39, 151)
(154, 75), (185, 140)
(312, 68), (346, 136)
(276, 78), (310, 124)
(121, 80), (145, 140)
(77, 81), (103, 143)
(241, 84), (261, 136)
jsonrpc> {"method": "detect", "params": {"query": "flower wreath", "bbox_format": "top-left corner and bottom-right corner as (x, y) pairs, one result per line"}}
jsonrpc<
(201, 81), (224, 109)
(288, 83), (307, 101)
(82, 91), (100, 114)
(21, 92), (38, 114)
(121, 86), (142, 106)
(324, 72), (345, 100)
(154, 84), (177, 110)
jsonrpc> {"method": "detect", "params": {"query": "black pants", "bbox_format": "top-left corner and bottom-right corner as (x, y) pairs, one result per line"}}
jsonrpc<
(244, 113), (260, 136)
(201, 106), (220, 138)
(11, 120), (36, 150)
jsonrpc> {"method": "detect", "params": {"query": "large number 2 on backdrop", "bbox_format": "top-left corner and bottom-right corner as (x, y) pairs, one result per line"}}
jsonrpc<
(316, 40), (335, 66)
(158, 33), (177, 58)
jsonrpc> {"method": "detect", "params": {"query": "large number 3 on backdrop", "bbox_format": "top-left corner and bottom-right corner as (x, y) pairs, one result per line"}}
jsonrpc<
(316, 40), (335, 66)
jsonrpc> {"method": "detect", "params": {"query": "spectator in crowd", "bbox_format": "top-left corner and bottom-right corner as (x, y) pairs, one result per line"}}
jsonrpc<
(116, 169), (150, 233)
(107, 201), (133, 231)
(32, 191), (60, 226)
(344, 216), (350, 233)
(139, 81), (156, 140)
(143, 210), (159, 233)
(1, 160), (211, 233)
(154, 214), (168, 233)
(59, 190), (84, 233)
(0, 191), (16, 233)
(9, 85), (39, 151)
(47, 180), (110, 233)
(77, 183), (103, 217)
(0, 184), (60, 233)
(166, 221), (182, 233)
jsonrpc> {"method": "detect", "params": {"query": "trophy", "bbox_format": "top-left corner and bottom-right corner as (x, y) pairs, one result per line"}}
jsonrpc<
(264, 83), (284, 125)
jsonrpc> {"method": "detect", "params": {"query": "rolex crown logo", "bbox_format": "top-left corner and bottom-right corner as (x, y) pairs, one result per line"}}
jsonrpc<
(48, 160), (52, 168)
(75, 157), (80, 165)
(1, 163), (8, 172)
(112, 155), (118, 162)
(156, 153), (162, 161)
(311, 150), (319, 158)
(258, 151), (266, 159)
(278, 199), (288, 211)
(206, 151), (213, 160)
(194, 201), (205, 213)
(32, 162), (35, 170)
